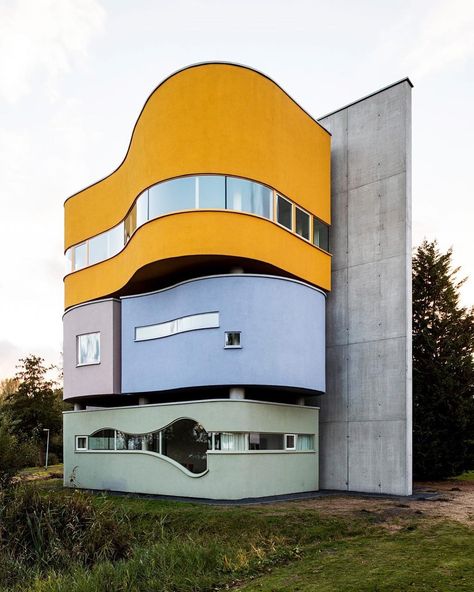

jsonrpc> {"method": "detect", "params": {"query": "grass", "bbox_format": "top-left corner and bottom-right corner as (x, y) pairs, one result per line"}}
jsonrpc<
(17, 465), (63, 480)
(0, 477), (473, 591)
(454, 470), (474, 482)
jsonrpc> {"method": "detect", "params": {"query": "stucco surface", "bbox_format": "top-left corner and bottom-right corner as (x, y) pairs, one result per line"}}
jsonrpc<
(121, 275), (326, 395)
(63, 400), (319, 499)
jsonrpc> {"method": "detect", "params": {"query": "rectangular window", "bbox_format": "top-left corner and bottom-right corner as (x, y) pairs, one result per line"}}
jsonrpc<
(295, 207), (310, 240)
(136, 190), (149, 227)
(73, 242), (88, 271)
(227, 178), (272, 219)
(75, 436), (88, 450)
(197, 176), (226, 209)
(249, 433), (284, 450)
(285, 434), (297, 450)
(135, 312), (219, 341)
(313, 217), (329, 252)
(77, 332), (100, 366)
(148, 177), (195, 219)
(277, 195), (292, 230)
(224, 331), (241, 348)
(296, 434), (314, 451)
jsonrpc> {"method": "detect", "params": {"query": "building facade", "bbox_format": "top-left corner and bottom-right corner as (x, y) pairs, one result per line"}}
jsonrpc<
(63, 63), (412, 498)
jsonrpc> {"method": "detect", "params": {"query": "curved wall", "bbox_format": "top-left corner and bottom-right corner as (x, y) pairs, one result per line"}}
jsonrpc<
(121, 275), (326, 395)
(65, 63), (330, 250)
(64, 211), (331, 309)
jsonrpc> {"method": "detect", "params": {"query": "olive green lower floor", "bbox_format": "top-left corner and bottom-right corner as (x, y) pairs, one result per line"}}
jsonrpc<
(63, 399), (319, 500)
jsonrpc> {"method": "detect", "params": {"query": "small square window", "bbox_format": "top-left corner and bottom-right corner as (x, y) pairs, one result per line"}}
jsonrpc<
(224, 331), (241, 348)
(285, 434), (297, 450)
(77, 332), (100, 366)
(76, 436), (88, 451)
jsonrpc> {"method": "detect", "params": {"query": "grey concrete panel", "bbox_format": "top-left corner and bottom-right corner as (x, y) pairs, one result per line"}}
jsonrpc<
(63, 300), (121, 399)
(347, 255), (407, 344)
(326, 269), (348, 347)
(348, 173), (407, 268)
(318, 421), (348, 490)
(348, 420), (409, 495)
(320, 111), (348, 196)
(347, 84), (408, 190)
(318, 79), (412, 495)
(348, 337), (407, 421)
(330, 191), (349, 272)
(321, 345), (348, 423)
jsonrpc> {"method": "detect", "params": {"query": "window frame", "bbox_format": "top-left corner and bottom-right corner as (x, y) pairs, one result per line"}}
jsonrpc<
(295, 205), (311, 241)
(76, 331), (101, 367)
(224, 331), (242, 349)
(75, 435), (88, 451)
(284, 433), (297, 451)
(276, 194), (293, 231)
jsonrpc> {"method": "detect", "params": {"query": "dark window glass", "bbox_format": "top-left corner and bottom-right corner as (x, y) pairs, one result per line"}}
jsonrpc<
(295, 207), (310, 240)
(162, 419), (208, 474)
(197, 176), (225, 209)
(313, 217), (329, 251)
(149, 177), (195, 219)
(249, 433), (284, 451)
(224, 331), (241, 348)
(277, 195), (292, 230)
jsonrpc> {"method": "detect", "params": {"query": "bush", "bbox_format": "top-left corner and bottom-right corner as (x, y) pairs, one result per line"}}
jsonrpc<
(0, 425), (34, 489)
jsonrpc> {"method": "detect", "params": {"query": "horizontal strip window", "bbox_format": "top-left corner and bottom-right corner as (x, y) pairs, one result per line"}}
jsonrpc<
(65, 175), (330, 274)
(135, 312), (219, 341)
(76, 427), (315, 462)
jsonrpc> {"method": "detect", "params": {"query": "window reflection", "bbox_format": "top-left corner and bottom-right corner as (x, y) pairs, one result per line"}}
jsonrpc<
(227, 177), (272, 219)
(313, 217), (329, 251)
(77, 332), (100, 366)
(295, 207), (310, 240)
(162, 419), (208, 474)
(149, 177), (195, 219)
(89, 429), (114, 450)
(66, 175), (329, 274)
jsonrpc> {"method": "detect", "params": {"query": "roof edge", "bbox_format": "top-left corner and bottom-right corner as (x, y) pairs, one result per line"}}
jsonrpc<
(318, 77), (414, 120)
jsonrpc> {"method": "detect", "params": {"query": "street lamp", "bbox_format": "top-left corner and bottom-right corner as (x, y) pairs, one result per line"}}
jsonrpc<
(43, 428), (50, 470)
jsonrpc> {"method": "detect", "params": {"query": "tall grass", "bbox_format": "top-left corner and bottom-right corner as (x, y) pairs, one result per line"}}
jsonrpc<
(0, 485), (133, 588)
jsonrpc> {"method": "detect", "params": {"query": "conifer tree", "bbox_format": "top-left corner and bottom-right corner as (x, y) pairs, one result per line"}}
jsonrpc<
(413, 240), (474, 479)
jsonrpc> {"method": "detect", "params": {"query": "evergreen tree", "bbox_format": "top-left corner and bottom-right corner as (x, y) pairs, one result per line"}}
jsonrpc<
(413, 240), (474, 479)
(1, 356), (63, 448)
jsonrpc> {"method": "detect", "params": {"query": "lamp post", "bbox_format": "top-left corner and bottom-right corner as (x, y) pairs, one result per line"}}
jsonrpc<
(43, 428), (50, 470)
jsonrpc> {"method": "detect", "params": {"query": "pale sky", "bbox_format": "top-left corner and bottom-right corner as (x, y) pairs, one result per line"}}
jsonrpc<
(0, 0), (473, 380)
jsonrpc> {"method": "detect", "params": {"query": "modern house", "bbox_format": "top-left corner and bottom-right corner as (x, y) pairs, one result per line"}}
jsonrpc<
(63, 63), (412, 498)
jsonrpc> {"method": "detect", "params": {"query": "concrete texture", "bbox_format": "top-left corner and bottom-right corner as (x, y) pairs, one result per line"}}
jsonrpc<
(315, 80), (412, 495)
(63, 299), (121, 399)
(121, 274), (326, 395)
(64, 399), (319, 499)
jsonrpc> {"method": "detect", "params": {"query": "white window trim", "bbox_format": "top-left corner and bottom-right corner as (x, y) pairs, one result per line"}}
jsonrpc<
(284, 433), (297, 451)
(295, 205), (311, 242)
(276, 194), (293, 231)
(75, 435), (88, 451)
(224, 331), (242, 349)
(76, 331), (101, 367)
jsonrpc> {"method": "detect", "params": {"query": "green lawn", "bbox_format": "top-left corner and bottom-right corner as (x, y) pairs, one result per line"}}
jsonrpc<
(1, 478), (473, 591)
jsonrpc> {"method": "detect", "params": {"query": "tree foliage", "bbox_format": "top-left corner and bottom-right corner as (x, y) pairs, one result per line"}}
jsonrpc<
(413, 240), (474, 479)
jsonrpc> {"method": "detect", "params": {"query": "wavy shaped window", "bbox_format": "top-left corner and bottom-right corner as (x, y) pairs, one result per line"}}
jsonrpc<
(80, 426), (315, 472)
(65, 174), (329, 273)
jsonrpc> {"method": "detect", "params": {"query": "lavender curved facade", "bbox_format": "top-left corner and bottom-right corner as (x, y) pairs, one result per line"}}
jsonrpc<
(121, 275), (326, 395)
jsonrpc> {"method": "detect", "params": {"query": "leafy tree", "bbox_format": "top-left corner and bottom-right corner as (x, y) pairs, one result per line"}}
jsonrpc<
(413, 240), (474, 479)
(1, 356), (63, 464)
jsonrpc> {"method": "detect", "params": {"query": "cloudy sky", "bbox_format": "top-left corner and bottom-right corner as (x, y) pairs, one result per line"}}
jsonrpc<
(0, 0), (473, 380)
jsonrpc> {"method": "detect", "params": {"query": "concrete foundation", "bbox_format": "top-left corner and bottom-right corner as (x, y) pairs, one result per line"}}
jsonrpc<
(315, 79), (412, 495)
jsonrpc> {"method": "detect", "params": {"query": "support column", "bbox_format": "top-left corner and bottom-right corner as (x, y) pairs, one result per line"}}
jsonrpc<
(229, 387), (245, 400)
(74, 403), (85, 411)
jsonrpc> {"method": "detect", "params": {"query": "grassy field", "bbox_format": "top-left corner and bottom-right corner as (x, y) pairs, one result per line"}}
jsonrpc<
(0, 469), (473, 591)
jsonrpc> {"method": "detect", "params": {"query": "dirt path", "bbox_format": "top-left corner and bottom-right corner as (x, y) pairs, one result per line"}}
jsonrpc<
(268, 480), (474, 526)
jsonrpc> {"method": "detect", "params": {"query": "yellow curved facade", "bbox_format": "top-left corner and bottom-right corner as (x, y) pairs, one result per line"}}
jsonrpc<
(64, 211), (331, 309)
(64, 63), (330, 249)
